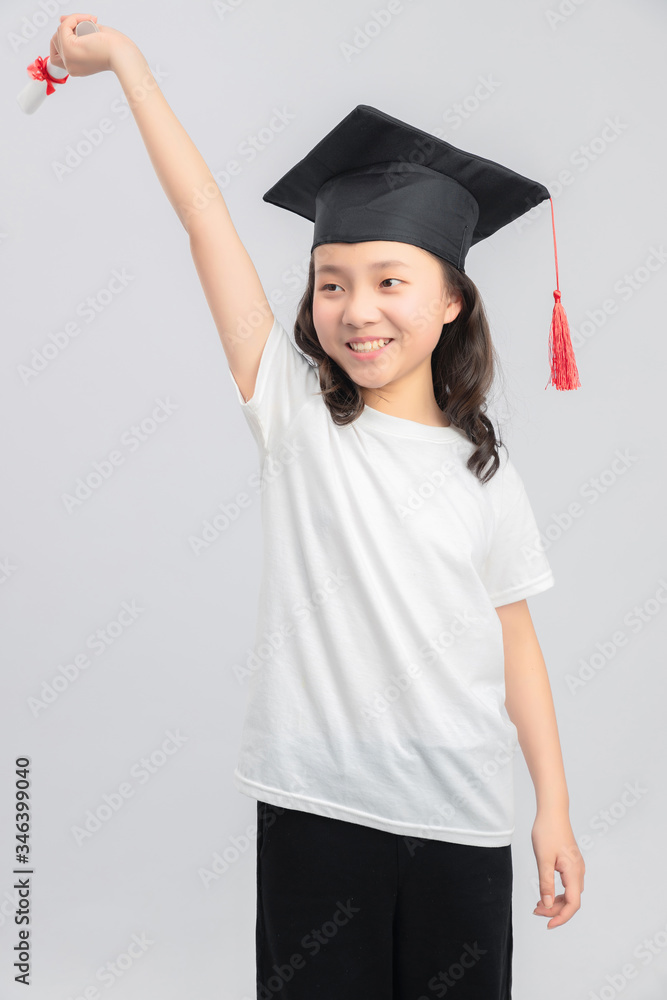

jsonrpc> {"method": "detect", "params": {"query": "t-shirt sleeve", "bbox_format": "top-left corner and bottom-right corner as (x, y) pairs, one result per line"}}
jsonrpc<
(226, 314), (319, 454)
(480, 452), (555, 607)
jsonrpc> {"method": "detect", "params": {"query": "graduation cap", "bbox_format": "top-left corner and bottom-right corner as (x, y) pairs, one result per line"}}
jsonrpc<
(263, 104), (580, 390)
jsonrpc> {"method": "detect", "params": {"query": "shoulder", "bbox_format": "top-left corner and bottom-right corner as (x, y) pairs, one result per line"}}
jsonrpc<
(453, 436), (513, 493)
(476, 443), (521, 519)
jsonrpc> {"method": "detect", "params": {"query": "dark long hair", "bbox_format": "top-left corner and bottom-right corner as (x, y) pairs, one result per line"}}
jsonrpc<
(293, 252), (504, 484)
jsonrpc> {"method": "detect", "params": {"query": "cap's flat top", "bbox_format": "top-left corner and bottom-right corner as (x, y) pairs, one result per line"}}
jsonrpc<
(263, 104), (550, 245)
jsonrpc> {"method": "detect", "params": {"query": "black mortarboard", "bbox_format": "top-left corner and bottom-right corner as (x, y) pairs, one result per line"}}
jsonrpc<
(263, 104), (580, 390)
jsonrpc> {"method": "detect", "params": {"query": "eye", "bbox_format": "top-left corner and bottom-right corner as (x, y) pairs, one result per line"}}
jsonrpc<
(318, 278), (402, 292)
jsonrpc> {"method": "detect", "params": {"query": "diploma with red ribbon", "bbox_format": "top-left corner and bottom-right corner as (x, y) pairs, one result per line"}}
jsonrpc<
(17, 19), (98, 114)
(27, 55), (69, 95)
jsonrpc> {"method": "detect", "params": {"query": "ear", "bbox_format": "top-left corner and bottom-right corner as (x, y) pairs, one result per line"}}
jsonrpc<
(442, 288), (463, 324)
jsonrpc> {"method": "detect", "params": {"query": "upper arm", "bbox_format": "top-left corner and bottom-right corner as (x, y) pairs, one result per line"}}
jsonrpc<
(188, 205), (274, 403)
(496, 598), (533, 668)
(495, 598), (542, 680)
(495, 597), (531, 635)
(495, 599), (536, 701)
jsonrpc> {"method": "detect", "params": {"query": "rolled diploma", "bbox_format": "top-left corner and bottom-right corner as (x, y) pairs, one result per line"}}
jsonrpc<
(17, 20), (99, 114)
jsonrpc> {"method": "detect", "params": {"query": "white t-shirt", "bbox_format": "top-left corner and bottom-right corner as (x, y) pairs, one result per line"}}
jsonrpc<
(227, 315), (555, 847)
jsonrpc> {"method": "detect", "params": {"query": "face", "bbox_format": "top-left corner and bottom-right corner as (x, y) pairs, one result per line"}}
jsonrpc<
(311, 241), (462, 394)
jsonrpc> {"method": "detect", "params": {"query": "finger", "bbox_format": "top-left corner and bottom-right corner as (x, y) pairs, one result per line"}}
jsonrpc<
(542, 879), (581, 928)
(538, 864), (556, 910)
(533, 893), (563, 915)
(545, 897), (580, 928)
(58, 13), (98, 36)
(49, 32), (64, 66)
(558, 855), (584, 899)
(555, 841), (586, 887)
(55, 15), (91, 56)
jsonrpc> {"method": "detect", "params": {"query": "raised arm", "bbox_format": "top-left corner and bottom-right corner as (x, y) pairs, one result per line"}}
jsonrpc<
(52, 14), (274, 402)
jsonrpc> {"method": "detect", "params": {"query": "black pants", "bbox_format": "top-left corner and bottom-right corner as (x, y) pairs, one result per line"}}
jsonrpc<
(255, 800), (513, 999)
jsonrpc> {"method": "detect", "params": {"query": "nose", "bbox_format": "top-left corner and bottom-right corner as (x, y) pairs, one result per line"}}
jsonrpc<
(340, 287), (382, 328)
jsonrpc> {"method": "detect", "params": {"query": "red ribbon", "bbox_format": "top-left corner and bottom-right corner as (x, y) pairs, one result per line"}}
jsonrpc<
(27, 55), (68, 96)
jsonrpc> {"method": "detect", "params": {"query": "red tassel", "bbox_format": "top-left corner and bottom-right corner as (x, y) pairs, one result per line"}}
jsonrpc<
(545, 197), (581, 390)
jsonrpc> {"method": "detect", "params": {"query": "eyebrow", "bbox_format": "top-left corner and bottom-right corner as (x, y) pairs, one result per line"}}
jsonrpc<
(315, 259), (413, 276)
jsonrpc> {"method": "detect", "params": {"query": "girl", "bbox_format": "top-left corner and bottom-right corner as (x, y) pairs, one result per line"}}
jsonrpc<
(50, 13), (585, 998)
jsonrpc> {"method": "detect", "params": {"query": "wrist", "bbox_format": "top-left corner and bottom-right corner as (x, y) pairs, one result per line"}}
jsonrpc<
(109, 36), (143, 77)
(535, 796), (570, 817)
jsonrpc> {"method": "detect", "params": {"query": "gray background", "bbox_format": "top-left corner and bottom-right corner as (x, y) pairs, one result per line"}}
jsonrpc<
(2, 0), (666, 997)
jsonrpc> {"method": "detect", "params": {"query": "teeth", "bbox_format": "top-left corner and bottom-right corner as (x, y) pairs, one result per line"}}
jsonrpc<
(349, 339), (391, 353)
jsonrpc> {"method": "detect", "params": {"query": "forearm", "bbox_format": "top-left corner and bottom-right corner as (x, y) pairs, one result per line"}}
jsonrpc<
(499, 601), (570, 813)
(111, 41), (232, 235)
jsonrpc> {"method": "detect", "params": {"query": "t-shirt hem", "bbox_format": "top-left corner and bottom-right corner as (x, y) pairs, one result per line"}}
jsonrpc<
(489, 569), (555, 607)
(234, 770), (513, 848)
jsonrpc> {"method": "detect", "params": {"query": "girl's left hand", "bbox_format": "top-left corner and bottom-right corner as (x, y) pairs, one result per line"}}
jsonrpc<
(531, 809), (585, 929)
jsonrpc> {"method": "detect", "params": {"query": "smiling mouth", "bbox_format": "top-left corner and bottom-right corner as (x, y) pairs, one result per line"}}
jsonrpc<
(345, 338), (394, 356)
